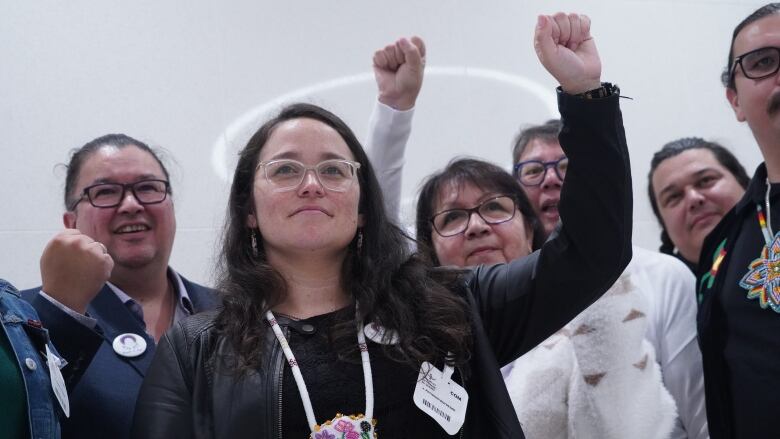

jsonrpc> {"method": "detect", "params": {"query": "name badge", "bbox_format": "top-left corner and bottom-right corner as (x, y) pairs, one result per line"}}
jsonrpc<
(413, 361), (468, 435)
(46, 345), (70, 418)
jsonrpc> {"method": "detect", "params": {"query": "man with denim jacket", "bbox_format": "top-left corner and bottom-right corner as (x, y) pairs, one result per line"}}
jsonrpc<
(1, 278), (99, 439)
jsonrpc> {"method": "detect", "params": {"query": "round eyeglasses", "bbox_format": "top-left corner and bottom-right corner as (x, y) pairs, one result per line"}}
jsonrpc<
(730, 46), (780, 83)
(513, 156), (568, 187)
(256, 159), (361, 192)
(69, 179), (170, 211)
(430, 195), (517, 237)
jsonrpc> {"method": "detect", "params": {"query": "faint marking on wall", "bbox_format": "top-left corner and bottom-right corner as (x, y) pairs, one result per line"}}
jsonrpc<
(211, 67), (557, 182)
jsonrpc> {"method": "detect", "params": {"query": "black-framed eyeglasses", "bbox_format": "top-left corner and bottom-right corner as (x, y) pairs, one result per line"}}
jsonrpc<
(256, 159), (361, 192)
(430, 195), (517, 237)
(730, 46), (780, 83)
(69, 179), (171, 211)
(513, 156), (568, 187)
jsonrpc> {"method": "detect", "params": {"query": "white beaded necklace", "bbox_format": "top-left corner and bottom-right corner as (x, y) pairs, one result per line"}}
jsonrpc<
(265, 307), (377, 438)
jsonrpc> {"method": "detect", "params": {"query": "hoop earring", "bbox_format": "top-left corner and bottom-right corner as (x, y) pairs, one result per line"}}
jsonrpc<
(356, 229), (364, 255)
(251, 230), (259, 257)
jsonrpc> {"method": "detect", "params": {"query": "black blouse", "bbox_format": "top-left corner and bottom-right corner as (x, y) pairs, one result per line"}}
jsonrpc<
(280, 307), (451, 438)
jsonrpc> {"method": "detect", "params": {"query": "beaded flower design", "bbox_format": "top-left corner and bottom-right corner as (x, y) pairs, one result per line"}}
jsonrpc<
(740, 234), (780, 313)
(312, 413), (376, 439)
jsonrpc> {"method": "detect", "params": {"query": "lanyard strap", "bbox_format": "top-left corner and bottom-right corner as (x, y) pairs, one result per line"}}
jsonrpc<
(265, 307), (373, 433)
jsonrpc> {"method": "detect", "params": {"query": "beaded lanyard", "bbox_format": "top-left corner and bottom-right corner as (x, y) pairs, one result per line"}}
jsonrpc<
(739, 178), (780, 313)
(266, 308), (377, 438)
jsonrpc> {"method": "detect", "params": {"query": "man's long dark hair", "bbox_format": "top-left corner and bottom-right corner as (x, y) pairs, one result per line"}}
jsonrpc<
(647, 137), (749, 257)
(215, 103), (472, 373)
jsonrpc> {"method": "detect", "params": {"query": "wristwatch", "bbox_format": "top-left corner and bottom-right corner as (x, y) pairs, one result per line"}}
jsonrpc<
(575, 82), (617, 99)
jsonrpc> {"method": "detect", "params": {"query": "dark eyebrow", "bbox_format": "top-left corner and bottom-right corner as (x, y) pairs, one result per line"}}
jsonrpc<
(736, 46), (776, 59)
(517, 154), (566, 164)
(438, 192), (503, 211)
(657, 184), (680, 202)
(269, 151), (301, 161)
(321, 152), (350, 161)
(268, 151), (351, 161)
(657, 168), (718, 199)
(88, 174), (163, 186)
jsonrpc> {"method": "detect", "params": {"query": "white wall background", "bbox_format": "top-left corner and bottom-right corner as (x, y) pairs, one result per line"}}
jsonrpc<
(0, 0), (764, 289)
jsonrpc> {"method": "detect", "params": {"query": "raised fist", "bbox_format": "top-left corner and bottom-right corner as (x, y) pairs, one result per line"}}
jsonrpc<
(534, 13), (602, 94)
(40, 229), (113, 314)
(373, 36), (426, 111)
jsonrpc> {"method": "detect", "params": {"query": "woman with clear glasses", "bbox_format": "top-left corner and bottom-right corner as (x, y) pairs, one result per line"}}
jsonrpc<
(131, 14), (631, 439)
(130, 97), (630, 438)
(256, 159), (361, 193)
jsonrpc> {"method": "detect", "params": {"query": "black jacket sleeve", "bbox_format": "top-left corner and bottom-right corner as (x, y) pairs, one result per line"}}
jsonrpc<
(131, 325), (196, 439)
(21, 289), (103, 392)
(467, 89), (633, 366)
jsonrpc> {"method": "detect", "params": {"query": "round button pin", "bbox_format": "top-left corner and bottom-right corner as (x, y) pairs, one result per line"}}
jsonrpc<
(112, 333), (147, 358)
(25, 357), (37, 370)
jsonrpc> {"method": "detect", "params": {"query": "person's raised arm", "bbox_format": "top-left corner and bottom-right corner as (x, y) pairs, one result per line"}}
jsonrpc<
(365, 36), (425, 221)
(469, 12), (632, 364)
(20, 229), (112, 389)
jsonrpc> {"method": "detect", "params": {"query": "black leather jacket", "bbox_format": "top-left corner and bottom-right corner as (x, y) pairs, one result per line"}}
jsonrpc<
(131, 89), (632, 439)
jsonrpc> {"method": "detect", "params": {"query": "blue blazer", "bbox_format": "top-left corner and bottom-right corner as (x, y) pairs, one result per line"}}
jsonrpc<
(22, 273), (218, 439)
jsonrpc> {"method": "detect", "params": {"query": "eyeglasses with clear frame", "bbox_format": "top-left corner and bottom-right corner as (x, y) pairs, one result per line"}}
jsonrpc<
(255, 159), (361, 192)
(730, 46), (780, 83)
(430, 195), (517, 237)
(513, 156), (568, 187)
(69, 179), (171, 211)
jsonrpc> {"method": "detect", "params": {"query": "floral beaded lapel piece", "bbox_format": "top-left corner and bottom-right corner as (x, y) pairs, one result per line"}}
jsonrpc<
(313, 414), (376, 439)
(740, 232), (780, 313)
(739, 181), (780, 314)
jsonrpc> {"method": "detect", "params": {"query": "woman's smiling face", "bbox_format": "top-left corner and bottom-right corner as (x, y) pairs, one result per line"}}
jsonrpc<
(431, 181), (532, 267)
(248, 117), (362, 259)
